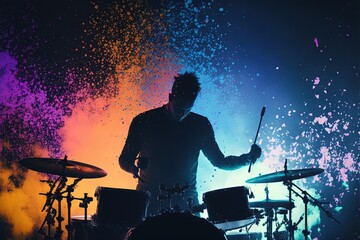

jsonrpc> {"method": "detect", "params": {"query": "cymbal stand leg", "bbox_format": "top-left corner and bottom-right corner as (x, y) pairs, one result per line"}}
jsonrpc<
(65, 187), (73, 240)
(265, 208), (274, 240)
(38, 177), (60, 239)
(285, 181), (313, 240)
(46, 209), (56, 239)
(54, 191), (64, 239)
(274, 211), (288, 239)
(287, 181), (312, 240)
(286, 181), (295, 240)
(37, 205), (56, 239)
(64, 178), (82, 240)
(54, 177), (67, 240)
(302, 194), (310, 239)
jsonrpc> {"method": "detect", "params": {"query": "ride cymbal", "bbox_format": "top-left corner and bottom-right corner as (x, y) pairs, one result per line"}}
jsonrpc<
(246, 168), (324, 184)
(19, 157), (107, 178)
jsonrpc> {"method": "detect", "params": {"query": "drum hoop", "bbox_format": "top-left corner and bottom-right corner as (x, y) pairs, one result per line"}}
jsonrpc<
(213, 216), (256, 231)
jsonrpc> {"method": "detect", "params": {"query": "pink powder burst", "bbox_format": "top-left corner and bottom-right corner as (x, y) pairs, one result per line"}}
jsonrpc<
(318, 146), (330, 169)
(314, 76), (320, 85)
(343, 153), (355, 171)
(314, 115), (328, 125)
(314, 37), (319, 47)
(339, 168), (348, 182)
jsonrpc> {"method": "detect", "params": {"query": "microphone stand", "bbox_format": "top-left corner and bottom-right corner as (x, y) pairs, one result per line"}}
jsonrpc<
(248, 106), (266, 173)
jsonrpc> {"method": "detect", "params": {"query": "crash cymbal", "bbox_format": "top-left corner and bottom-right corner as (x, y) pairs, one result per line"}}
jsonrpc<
(249, 199), (294, 209)
(19, 157), (107, 178)
(246, 168), (324, 184)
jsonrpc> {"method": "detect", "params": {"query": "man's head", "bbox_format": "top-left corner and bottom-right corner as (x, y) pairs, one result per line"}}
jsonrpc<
(169, 72), (201, 122)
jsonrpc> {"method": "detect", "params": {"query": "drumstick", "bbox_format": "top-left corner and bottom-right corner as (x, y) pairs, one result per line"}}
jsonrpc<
(248, 106), (266, 173)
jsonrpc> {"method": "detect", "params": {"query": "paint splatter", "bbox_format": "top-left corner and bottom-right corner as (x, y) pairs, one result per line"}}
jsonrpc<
(314, 37), (319, 47)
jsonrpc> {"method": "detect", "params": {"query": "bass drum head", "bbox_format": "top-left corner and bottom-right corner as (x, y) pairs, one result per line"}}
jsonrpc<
(125, 212), (227, 240)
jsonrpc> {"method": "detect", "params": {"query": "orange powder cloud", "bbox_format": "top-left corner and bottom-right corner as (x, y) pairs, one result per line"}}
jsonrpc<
(0, 162), (56, 238)
(59, 69), (174, 217)
(0, 2), (181, 236)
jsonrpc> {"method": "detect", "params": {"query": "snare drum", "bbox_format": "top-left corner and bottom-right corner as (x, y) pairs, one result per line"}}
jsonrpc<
(203, 186), (255, 231)
(94, 186), (150, 227)
(71, 215), (95, 240)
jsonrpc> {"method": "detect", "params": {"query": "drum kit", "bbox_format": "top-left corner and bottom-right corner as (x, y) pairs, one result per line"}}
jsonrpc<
(19, 156), (339, 240)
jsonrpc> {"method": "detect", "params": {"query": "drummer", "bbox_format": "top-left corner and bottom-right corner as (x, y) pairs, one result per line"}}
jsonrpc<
(118, 72), (262, 216)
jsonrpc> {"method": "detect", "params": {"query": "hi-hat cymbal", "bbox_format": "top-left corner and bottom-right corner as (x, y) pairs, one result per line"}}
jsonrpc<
(19, 158), (107, 178)
(246, 168), (324, 184)
(250, 199), (294, 209)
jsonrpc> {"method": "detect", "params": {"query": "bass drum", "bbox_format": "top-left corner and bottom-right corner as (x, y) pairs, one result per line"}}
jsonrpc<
(124, 212), (228, 240)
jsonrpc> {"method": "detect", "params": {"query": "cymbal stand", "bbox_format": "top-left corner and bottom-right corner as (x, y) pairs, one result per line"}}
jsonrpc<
(38, 165), (85, 240)
(278, 158), (296, 240)
(38, 175), (68, 240)
(284, 180), (296, 240)
(62, 178), (82, 240)
(284, 180), (340, 240)
(38, 177), (60, 239)
(262, 185), (274, 240)
(54, 176), (68, 239)
(290, 181), (339, 224)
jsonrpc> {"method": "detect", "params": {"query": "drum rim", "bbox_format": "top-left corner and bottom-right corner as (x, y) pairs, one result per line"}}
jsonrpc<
(127, 212), (226, 236)
(203, 186), (248, 195)
(213, 215), (256, 231)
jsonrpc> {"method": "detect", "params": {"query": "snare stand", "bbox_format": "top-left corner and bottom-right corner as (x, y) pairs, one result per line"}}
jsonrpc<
(158, 183), (189, 213)
(263, 185), (274, 240)
(73, 192), (93, 240)
(77, 193), (93, 223)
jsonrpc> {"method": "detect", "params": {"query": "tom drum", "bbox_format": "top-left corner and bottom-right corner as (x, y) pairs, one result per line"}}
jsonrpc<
(203, 186), (255, 231)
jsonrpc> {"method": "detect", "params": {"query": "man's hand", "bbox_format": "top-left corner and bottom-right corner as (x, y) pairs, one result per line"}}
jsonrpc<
(131, 165), (139, 178)
(137, 157), (149, 170)
(132, 157), (149, 183)
(249, 144), (262, 163)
